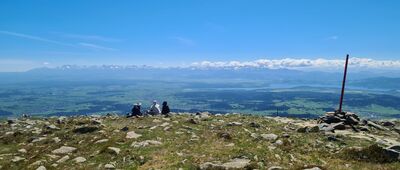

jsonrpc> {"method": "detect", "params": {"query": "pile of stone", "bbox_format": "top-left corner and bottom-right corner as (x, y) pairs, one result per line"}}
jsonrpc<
(318, 111), (362, 131)
(318, 111), (390, 132)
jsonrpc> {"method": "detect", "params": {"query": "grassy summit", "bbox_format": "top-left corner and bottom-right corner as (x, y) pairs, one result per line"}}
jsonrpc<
(0, 113), (399, 169)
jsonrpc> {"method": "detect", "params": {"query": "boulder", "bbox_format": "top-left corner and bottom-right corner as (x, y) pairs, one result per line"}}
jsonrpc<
(331, 122), (346, 130)
(36, 166), (46, 170)
(126, 131), (142, 139)
(95, 139), (109, 144)
(107, 147), (121, 155)
(321, 115), (342, 124)
(52, 146), (77, 154)
(227, 122), (243, 126)
(296, 127), (308, 133)
(104, 164), (115, 169)
(261, 133), (278, 141)
(200, 158), (251, 170)
(46, 124), (60, 130)
(12, 156), (25, 162)
(268, 166), (284, 170)
(308, 126), (320, 133)
(73, 156), (86, 163)
(56, 155), (70, 163)
(221, 158), (251, 169)
(382, 121), (395, 127)
(218, 132), (232, 140)
(249, 122), (261, 128)
(367, 121), (388, 131)
(131, 140), (162, 148)
(187, 118), (198, 124)
(304, 167), (322, 170)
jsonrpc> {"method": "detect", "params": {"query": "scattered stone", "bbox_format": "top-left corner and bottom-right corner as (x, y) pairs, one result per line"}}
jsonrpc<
(249, 122), (261, 128)
(30, 160), (43, 167)
(31, 137), (47, 143)
(56, 155), (70, 163)
(18, 148), (27, 153)
(327, 136), (339, 142)
(131, 140), (162, 148)
(187, 118), (198, 124)
(367, 121), (388, 131)
(152, 119), (162, 123)
(250, 133), (259, 139)
(261, 133), (278, 141)
(53, 137), (61, 143)
(104, 164), (115, 169)
(345, 144), (400, 163)
(359, 126), (370, 132)
(308, 126), (320, 133)
(304, 167), (322, 170)
(91, 119), (102, 125)
(163, 126), (171, 131)
(222, 158), (251, 169)
(387, 145), (400, 152)
(73, 156), (86, 163)
(46, 124), (60, 130)
(95, 139), (109, 144)
(282, 133), (290, 138)
(12, 156), (25, 162)
(107, 147), (121, 155)
(297, 127), (308, 133)
(52, 146), (77, 154)
(274, 140), (283, 145)
(200, 158), (251, 169)
(73, 126), (99, 134)
(225, 143), (235, 147)
(160, 122), (170, 127)
(331, 122), (346, 130)
(126, 131), (142, 139)
(196, 112), (210, 120)
(120, 126), (129, 131)
(268, 166), (284, 170)
(36, 165), (46, 170)
(382, 121), (395, 127)
(7, 119), (15, 124)
(218, 132), (232, 140)
(227, 122), (243, 126)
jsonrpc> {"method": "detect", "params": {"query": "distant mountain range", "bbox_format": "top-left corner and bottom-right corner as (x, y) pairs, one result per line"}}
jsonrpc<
(0, 65), (399, 90)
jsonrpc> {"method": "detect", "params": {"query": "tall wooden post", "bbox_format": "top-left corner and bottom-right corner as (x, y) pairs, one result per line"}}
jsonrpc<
(338, 54), (349, 113)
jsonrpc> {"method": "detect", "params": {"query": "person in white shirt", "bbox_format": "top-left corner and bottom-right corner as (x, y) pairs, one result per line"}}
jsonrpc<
(148, 100), (161, 115)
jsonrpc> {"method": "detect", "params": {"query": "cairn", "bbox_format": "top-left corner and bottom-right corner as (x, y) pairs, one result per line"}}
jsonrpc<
(318, 110), (361, 131)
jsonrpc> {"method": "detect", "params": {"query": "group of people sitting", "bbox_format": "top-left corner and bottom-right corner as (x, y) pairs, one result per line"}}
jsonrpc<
(127, 100), (170, 118)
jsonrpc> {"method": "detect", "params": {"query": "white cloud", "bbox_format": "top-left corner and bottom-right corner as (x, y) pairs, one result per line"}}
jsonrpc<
(0, 31), (118, 51)
(78, 42), (117, 51)
(190, 58), (400, 70)
(0, 30), (73, 46)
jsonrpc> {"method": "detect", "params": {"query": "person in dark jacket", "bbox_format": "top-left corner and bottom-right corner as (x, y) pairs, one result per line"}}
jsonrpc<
(129, 103), (142, 117)
(161, 101), (170, 116)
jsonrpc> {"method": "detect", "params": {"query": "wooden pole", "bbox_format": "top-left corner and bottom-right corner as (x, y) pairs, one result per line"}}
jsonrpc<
(338, 54), (349, 113)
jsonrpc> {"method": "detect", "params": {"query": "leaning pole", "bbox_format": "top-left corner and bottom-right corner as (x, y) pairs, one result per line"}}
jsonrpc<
(338, 54), (349, 113)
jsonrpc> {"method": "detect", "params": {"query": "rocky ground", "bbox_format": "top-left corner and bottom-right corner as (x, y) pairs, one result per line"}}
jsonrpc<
(0, 112), (400, 170)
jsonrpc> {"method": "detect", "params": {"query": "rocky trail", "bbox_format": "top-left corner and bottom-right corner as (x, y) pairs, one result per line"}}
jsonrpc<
(0, 112), (399, 170)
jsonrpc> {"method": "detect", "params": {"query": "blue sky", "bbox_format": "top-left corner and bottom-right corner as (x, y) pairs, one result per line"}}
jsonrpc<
(0, 0), (400, 71)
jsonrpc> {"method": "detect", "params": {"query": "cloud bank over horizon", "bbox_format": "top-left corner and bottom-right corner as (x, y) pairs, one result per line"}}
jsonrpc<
(190, 57), (400, 70)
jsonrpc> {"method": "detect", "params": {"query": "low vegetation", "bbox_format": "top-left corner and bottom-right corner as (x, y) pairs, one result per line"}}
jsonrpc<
(0, 113), (399, 169)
